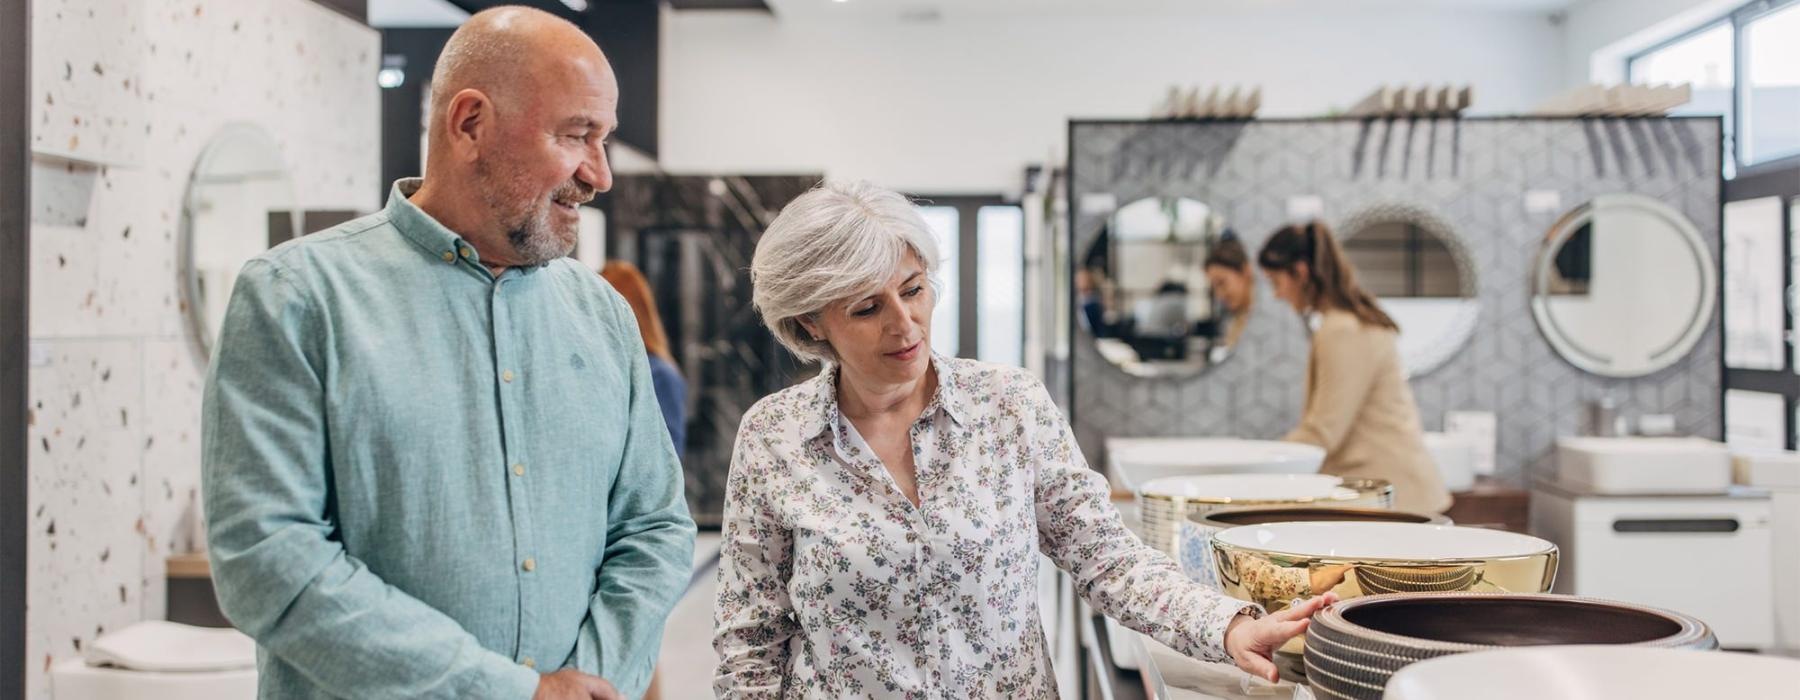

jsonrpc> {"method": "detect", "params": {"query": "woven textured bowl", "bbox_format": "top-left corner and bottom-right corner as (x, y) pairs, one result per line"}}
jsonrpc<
(1136, 474), (1393, 556)
(1176, 507), (1449, 590)
(1305, 593), (1719, 700)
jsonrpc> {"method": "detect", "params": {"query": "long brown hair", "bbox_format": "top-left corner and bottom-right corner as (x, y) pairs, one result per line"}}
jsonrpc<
(1256, 220), (1398, 331)
(600, 260), (676, 364)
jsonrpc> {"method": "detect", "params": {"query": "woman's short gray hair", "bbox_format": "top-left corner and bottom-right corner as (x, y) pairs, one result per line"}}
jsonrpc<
(751, 180), (942, 364)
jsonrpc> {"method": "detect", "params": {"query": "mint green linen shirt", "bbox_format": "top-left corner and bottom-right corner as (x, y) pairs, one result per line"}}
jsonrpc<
(202, 178), (696, 699)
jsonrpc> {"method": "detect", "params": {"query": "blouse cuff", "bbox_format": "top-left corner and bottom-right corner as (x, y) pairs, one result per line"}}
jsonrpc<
(1203, 596), (1267, 656)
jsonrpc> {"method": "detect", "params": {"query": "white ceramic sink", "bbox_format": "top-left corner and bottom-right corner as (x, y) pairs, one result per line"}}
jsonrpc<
(1106, 438), (1325, 493)
(1422, 432), (1476, 492)
(1555, 436), (1732, 495)
(1385, 646), (1800, 700)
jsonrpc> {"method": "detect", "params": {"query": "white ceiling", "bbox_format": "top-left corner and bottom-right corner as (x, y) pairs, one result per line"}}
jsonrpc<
(765, 0), (1576, 20)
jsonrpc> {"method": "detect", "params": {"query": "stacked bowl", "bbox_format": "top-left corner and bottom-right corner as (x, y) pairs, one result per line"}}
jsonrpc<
(1305, 594), (1718, 700)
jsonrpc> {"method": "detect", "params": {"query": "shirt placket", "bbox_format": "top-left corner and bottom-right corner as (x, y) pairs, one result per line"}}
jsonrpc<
(910, 415), (951, 689)
(490, 269), (540, 669)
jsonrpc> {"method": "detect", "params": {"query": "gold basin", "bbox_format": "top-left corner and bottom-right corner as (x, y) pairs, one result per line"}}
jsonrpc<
(1209, 521), (1558, 664)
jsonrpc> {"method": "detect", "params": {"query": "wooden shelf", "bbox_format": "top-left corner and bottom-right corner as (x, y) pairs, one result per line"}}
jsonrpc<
(166, 552), (212, 580)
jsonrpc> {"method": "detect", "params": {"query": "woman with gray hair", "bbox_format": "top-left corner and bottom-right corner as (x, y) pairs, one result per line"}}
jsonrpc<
(712, 181), (1334, 697)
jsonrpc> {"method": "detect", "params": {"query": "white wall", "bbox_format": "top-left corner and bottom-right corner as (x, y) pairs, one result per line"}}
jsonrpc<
(658, 8), (1566, 194)
(1563, 0), (1742, 85)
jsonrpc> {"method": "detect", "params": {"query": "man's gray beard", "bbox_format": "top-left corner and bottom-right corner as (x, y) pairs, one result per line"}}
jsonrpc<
(506, 211), (574, 266)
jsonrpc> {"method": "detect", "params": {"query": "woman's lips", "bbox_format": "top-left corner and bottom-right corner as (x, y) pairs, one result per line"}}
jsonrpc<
(886, 341), (922, 361)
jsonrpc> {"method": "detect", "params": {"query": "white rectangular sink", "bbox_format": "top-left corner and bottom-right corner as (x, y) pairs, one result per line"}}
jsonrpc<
(1423, 432), (1476, 492)
(1555, 436), (1732, 495)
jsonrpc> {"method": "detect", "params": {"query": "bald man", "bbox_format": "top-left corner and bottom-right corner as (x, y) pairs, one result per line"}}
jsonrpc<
(202, 8), (695, 700)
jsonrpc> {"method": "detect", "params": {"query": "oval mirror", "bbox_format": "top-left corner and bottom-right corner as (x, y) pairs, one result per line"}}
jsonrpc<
(1079, 196), (1250, 378)
(1339, 205), (1480, 378)
(1531, 194), (1715, 378)
(180, 123), (301, 361)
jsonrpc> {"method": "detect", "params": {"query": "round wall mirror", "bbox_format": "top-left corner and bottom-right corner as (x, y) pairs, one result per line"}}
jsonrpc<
(1079, 196), (1250, 378)
(1339, 205), (1480, 378)
(1531, 194), (1715, 378)
(180, 123), (301, 361)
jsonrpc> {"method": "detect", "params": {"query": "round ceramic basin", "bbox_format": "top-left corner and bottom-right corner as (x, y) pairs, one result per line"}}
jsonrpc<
(1176, 508), (1449, 590)
(1383, 646), (1796, 700)
(1209, 521), (1557, 610)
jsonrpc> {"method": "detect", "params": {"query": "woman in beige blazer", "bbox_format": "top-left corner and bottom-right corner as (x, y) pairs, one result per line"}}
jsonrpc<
(1256, 221), (1452, 514)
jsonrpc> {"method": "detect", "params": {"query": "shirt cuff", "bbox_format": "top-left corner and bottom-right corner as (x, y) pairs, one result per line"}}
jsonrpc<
(1203, 595), (1267, 656)
(488, 662), (542, 700)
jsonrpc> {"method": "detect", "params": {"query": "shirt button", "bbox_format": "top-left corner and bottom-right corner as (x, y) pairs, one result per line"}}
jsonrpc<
(521, 657), (535, 669)
(522, 557), (536, 572)
(440, 251), (455, 263)
(512, 463), (525, 477)
(502, 370), (516, 383)
(459, 246), (473, 259)
(905, 532), (918, 543)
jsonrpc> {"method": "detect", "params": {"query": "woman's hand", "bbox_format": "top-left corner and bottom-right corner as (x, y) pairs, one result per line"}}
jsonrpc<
(1222, 593), (1339, 683)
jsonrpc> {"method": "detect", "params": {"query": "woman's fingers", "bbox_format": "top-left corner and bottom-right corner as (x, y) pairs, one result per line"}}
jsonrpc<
(1235, 649), (1280, 683)
(1258, 618), (1309, 646)
(1270, 592), (1336, 621)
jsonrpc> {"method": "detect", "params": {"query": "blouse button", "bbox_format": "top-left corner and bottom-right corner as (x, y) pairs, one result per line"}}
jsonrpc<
(905, 532), (918, 543)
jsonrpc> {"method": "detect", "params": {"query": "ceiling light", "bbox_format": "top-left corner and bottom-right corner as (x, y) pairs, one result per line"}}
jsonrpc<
(560, 0), (589, 11)
(377, 54), (406, 89)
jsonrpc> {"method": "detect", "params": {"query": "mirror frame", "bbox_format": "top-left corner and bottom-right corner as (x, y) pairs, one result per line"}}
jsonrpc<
(179, 122), (302, 363)
(1337, 203), (1481, 378)
(1529, 193), (1716, 378)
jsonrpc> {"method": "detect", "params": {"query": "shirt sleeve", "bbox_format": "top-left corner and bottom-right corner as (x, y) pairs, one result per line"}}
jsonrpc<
(712, 424), (799, 698)
(1025, 380), (1262, 662)
(566, 291), (698, 698)
(1284, 319), (1385, 452)
(203, 258), (541, 700)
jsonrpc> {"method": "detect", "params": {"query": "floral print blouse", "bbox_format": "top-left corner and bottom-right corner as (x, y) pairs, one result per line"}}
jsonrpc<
(713, 355), (1261, 698)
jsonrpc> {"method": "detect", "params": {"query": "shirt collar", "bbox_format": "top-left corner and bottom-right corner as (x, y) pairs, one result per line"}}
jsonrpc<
(800, 353), (972, 443)
(385, 178), (548, 274)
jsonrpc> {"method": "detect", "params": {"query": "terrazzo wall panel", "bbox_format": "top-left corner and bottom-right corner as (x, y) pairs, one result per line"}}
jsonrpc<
(1068, 118), (1724, 486)
(26, 1), (379, 697)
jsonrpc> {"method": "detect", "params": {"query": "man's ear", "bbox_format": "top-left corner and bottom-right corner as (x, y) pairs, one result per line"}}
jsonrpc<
(441, 88), (494, 163)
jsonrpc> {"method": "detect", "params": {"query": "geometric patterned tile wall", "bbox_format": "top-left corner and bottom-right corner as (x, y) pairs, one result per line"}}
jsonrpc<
(1069, 118), (1723, 486)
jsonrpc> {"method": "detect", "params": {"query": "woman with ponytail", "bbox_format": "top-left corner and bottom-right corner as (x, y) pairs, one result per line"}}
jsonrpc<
(1258, 221), (1451, 513)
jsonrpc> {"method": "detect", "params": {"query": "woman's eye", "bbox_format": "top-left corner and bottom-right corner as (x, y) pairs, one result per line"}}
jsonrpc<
(852, 305), (878, 317)
(903, 286), (924, 298)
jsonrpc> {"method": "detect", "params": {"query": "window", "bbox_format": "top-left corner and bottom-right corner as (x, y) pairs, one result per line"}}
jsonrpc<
(977, 206), (1025, 366)
(1742, 1), (1800, 165)
(1626, 0), (1800, 176)
(916, 198), (1025, 362)
(916, 205), (961, 358)
(1629, 22), (1736, 175)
